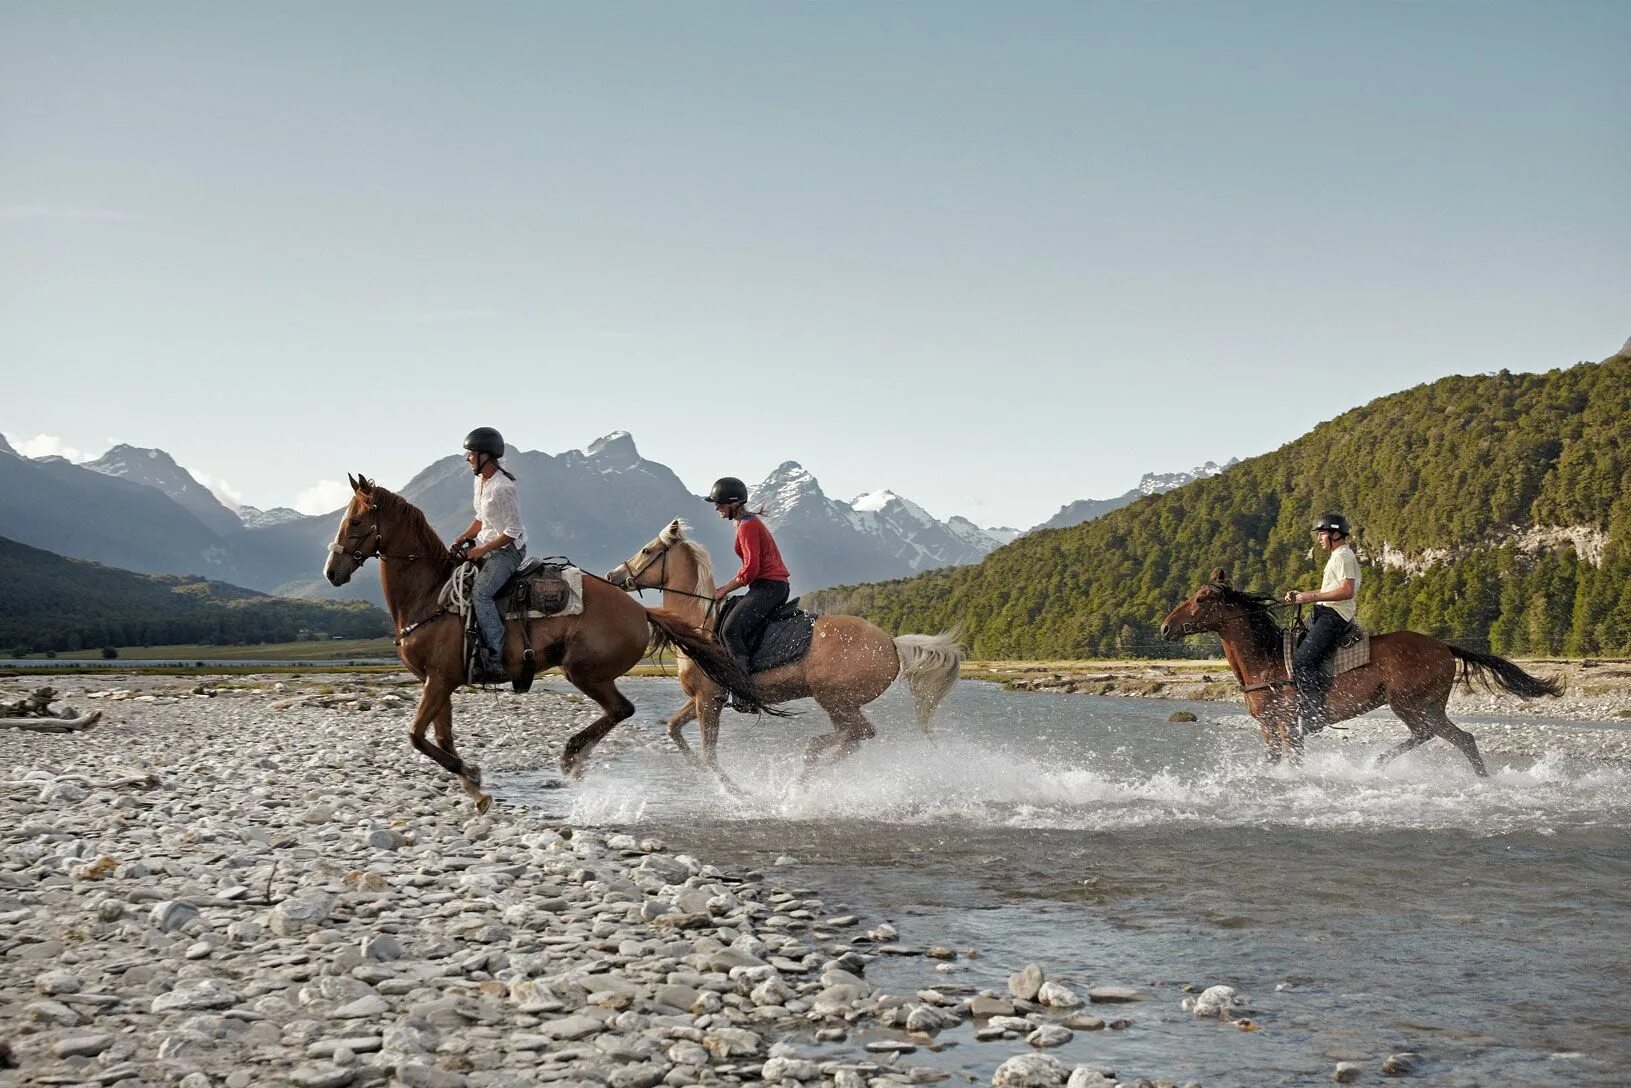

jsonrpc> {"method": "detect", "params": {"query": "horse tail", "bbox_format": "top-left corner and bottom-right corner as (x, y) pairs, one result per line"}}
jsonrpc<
(893, 631), (965, 737)
(1447, 644), (1564, 699)
(644, 608), (789, 717)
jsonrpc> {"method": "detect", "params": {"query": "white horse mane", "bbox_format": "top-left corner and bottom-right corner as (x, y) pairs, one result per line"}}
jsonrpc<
(656, 519), (715, 596)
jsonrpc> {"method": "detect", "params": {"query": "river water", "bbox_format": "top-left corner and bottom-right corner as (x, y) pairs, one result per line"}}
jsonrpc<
(513, 678), (1631, 1087)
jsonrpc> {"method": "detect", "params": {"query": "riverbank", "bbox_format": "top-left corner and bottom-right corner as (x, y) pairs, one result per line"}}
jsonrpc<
(978, 658), (1631, 721)
(1, 673), (1184, 1088)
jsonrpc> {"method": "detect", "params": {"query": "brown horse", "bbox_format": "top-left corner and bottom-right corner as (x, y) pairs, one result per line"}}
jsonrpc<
(1159, 568), (1562, 775)
(322, 477), (770, 809)
(606, 520), (963, 783)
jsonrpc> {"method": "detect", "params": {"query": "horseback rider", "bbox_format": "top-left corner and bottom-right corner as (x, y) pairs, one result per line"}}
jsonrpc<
(708, 476), (790, 708)
(450, 428), (527, 683)
(1283, 513), (1360, 734)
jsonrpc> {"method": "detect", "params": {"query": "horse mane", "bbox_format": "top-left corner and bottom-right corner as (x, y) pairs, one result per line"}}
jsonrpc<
(370, 486), (448, 556)
(676, 539), (716, 596)
(1212, 582), (1284, 659)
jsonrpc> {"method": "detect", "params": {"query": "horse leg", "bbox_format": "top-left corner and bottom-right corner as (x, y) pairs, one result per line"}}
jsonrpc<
(801, 701), (877, 780)
(666, 698), (699, 764)
(1426, 705), (1489, 778)
(558, 675), (635, 779)
(433, 698), (491, 814)
(690, 689), (746, 797)
(1376, 707), (1433, 770)
(407, 678), (490, 808)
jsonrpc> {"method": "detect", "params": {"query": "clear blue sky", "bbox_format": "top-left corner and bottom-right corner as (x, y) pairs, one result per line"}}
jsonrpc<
(3, 2), (1626, 527)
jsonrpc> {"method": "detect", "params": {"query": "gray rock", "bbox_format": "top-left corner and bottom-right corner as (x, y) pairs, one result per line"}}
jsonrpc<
(53, 1033), (113, 1058)
(395, 1064), (468, 1088)
(1086, 986), (1143, 1003)
(992, 1053), (1069, 1087)
(35, 969), (82, 996)
(970, 995), (1017, 1018)
(1334, 1062), (1362, 1083)
(1061, 1013), (1105, 1031)
(905, 1005), (948, 1033)
(151, 900), (200, 933)
(271, 893), (336, 936)
(361, 933), (404, 962)
(1065, 1068), (1116, 1088)
(26, 1000), (82, 1026)
(1037, 981), (1082, 1009)
(366, 828), (407, 850)
(654, 985), (702, 1012)
(534, 1014), (603, 1041)
(288, 1066), (355, 1088)
(151, 979), (240, 1012)
(331, 995), (391, 1019)
(1008, 964), (1045, 1002)
(1382, 1052), (1421, 1076)
(1027, 1025), (1073, 1048)
(609, 1064), (669, 1088)
(761, 1056), (822, 1081)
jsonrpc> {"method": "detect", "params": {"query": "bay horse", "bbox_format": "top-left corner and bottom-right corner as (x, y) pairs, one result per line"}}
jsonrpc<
(605, 520), (964, 783)
(322, 476), (770, 809)
(1159, 568), (1562, 775)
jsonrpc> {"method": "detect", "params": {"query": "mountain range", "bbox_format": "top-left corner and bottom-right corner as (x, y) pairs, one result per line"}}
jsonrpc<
(0, 429), (1215, 600)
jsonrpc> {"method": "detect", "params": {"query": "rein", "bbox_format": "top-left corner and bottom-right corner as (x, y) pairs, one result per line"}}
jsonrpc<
(331, 506), (454, 641)
(613, 541), (721, 622)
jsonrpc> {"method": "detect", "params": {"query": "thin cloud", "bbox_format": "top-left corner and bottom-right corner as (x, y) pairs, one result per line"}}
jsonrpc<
(294, 479), (353, 516)
(4, 433), (103, 462)
(190, 468), (247, 511)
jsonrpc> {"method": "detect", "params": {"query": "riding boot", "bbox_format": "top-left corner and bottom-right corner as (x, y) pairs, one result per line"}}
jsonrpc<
(470, 644), (509, 686)
(727, 653), (756, 713)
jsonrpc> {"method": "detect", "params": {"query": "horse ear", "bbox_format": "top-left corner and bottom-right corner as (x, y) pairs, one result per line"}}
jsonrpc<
(1210, 567), (1228, 585)
(346, 473), (358, 490)
(669, 518), (684, 538)
(358, 475), (374, 494)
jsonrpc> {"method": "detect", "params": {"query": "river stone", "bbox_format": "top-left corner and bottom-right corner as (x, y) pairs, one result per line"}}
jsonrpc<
(1382, 1052), (1421, 1076)
(151, 979), (240, 1012)
(1027, 1025), (1073, 1048)
(993, 1053), (1069, 1087)
(1061, 1013), (1105, 1031)
(905, 1005), (949, 1033)
(1188, 984), (1245, 1018)
(1037, 981), (1083, 1009)
(27, 1000), (81, 1026)
(396, 1064), (467, 1088)
(1086, 986), (1143, 1003)
(288, 1066), (354, 1088)
(706, 948), (766, 971)
(1008, 964), (1045, 1002)
(988, 1016), (1036, 1035)
(970, 995), (1017, 1018)
(609, 1063), (668, 1088)
(366, 828), (407, 850)
(702, 1026), (763, 1059)
(35, 969), (82, 996)
(53, 1033), (113, 1058)
(761, 1056), (823, 1082)
(271, 893), (336, 936)
(1065, 1069), (1116, 1088)
(331, 995), (391, 1019)
(535, 1014), (602, 1041)
(362, 933), (403, 962)
(151, 900), (200, 933)
(655, 985), (702, 1012)
(1168, 711), (1198, 722)
(1333, 1063), (1362, 1083)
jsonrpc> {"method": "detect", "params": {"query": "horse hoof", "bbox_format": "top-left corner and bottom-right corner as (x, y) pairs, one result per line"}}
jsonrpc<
(465, 765), (483, 789)
(475, 793), (492, 815)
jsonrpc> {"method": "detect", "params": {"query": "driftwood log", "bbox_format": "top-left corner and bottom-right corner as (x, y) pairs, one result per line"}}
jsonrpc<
(0, 687), (104, 732)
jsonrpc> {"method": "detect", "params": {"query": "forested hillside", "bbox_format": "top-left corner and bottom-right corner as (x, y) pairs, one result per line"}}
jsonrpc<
(809, 355), (1631, 658)
(0, 537), (390, 653)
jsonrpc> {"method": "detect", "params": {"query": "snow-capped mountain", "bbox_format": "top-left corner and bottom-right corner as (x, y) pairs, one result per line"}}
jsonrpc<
(1037, 458), (1240, 532)
(237, 505), (306, 529)
(0, 433), (16, 457)
(83, 444), (245, 537)
(750, 463), (1015, 591)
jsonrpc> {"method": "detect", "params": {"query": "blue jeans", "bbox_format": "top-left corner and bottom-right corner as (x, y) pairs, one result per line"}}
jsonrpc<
(473, 544), (524, 653)
(1293, 605), (1348, 728)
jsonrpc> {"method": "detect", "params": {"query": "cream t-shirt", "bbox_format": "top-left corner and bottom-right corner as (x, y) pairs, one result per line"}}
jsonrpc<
(1321, 544), (1361, 621)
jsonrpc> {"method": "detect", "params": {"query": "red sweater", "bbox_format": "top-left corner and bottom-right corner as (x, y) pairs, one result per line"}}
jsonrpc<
(733, 515), (790, 585)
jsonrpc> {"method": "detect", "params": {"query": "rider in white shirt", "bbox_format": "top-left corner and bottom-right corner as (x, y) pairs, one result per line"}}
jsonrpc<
(1283, 513), (1360, 734)
(450, 427), (527, 682)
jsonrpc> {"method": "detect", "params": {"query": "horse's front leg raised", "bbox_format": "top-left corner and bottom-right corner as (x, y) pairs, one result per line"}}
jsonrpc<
(408, 677), (490, 812)
(666, 698), (700, 764)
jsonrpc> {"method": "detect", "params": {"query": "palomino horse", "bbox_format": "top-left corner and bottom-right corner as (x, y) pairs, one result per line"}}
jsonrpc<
(323, 477), (770, 809)
(606, 520), (964, 781)
(1159, 569), (1562, 775)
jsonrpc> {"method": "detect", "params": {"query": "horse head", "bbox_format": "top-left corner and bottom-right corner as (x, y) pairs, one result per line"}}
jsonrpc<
(324, 473), (381, 586)
(606, 519), (690, 591)
(1159, 568), (1243, 639)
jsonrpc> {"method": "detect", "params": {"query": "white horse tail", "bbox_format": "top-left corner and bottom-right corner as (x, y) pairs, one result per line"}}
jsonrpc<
(893, 631), (964, 737)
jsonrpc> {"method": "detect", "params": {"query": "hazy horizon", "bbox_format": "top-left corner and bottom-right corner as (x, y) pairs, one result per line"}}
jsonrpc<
(5, 3), (1627, 526)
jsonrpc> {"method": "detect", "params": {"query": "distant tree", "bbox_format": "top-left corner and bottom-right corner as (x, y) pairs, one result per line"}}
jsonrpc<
(101, 646), (119, 660)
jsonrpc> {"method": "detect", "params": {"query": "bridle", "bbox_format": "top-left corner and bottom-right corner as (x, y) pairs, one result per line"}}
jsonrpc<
(327, 507), (438, 566)
(1173, 584), (1297, 695)
(612, 537), (721, 619)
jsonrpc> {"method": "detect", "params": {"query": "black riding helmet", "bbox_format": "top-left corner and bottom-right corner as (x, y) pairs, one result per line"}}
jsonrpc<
(463, 428), (505, 458)
(1312, 513), (1351, 537)
(707, 477), (749, 505)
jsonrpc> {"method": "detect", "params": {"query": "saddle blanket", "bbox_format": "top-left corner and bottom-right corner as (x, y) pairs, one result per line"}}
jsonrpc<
(439, 560), (584, 620)
(1283, 621), (1371, 679)
(718, 596), (819, 674)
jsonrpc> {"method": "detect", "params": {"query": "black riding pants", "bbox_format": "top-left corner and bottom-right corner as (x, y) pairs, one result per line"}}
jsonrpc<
(1293, 605), (1348, 724)
(720, 579), (789, 663)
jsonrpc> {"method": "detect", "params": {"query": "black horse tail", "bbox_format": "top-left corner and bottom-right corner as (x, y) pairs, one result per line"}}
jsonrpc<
(1447, 644), (1564, 699)
(644, 608), (790, 717)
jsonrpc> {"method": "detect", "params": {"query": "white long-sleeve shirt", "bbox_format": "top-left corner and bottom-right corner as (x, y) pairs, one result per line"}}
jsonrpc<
(474, 473), (527, 551)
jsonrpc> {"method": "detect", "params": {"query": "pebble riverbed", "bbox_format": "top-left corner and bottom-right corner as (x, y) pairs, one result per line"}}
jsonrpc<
(0, 674), (1217, 1088)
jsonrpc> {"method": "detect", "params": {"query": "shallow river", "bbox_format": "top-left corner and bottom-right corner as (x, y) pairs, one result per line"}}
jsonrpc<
(513, 678), (1631, 1087)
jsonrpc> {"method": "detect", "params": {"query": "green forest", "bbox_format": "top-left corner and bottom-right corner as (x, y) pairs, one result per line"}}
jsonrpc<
(809, 355), (1631, 659)
(0, 536), (390, 653)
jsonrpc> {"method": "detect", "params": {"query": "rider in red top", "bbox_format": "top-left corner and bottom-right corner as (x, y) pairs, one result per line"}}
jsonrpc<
(708, 476), (790, 708)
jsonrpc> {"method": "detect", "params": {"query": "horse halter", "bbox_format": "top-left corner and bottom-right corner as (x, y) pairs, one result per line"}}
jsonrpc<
(614, 538), (719, 613)
(327, 508), (431, 565)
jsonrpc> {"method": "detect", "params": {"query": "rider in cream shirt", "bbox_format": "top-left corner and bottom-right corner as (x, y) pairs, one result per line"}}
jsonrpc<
(1283, 513), (1359, 733)
(450, 427), (527, 683)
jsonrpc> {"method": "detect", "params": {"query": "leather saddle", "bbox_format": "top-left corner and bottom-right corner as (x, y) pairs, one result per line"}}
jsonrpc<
(1284, 618), (1372, 678)
(717, 596), (819, 674)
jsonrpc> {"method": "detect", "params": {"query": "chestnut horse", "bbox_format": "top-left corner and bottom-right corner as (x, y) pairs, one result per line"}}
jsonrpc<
(323, 476), (770, 809)
(607, 520), (963, 783)
(1159, 568), (1562, 775)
